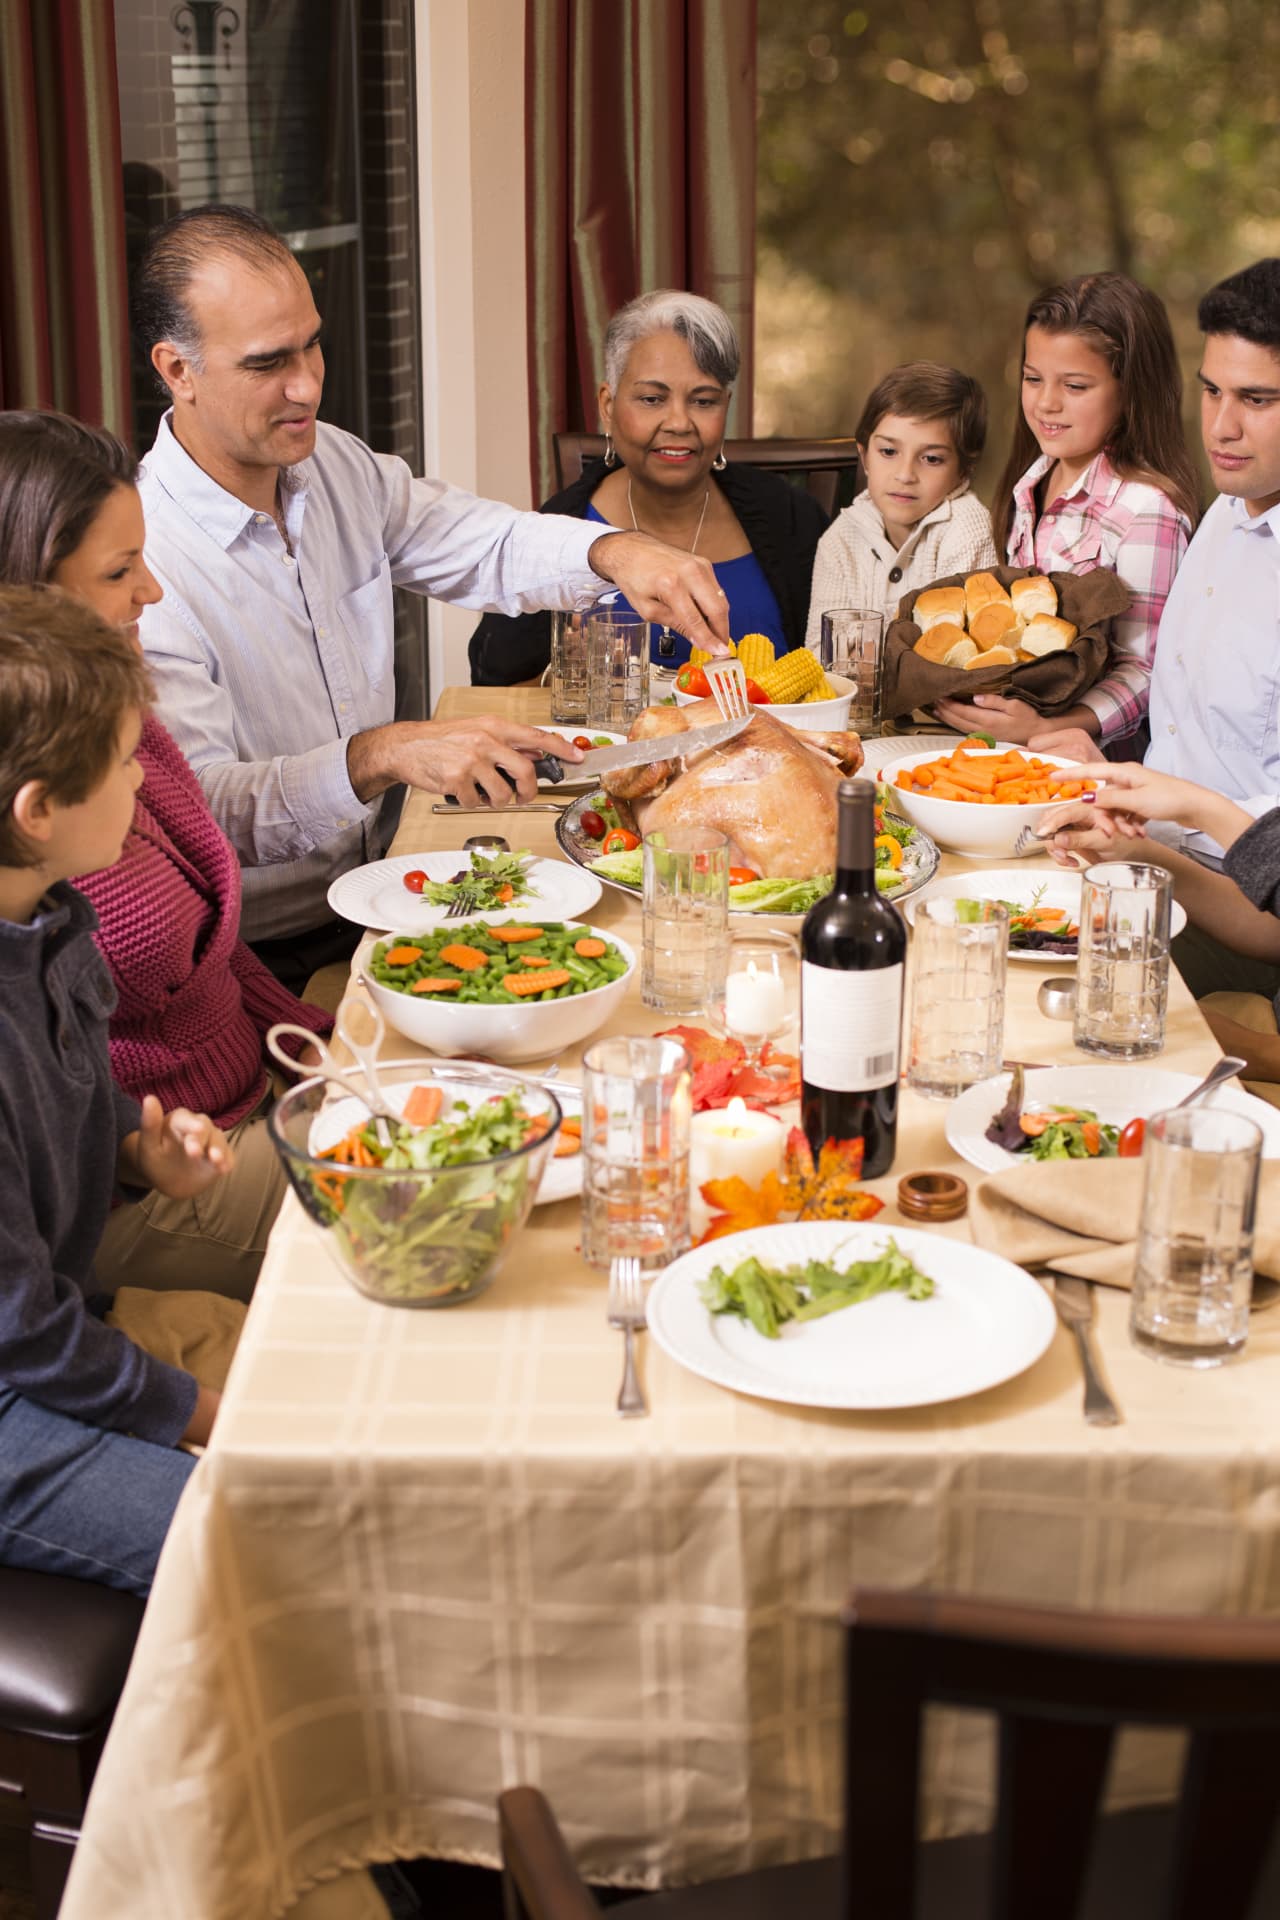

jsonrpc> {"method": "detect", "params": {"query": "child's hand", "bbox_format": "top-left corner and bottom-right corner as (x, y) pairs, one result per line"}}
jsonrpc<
(120, 1095), (236, 1199)
(933, 693), (1043, 742)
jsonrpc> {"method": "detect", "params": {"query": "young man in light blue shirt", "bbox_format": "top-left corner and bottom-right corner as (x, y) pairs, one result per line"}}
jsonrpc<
(133, 204), (731, 990)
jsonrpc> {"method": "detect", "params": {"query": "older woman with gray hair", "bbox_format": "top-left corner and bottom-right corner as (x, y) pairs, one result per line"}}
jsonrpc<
(470, 289), (829, 681)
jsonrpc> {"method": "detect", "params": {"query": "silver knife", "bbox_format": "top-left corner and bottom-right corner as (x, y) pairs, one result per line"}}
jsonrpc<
(535, 714), (751, 785)
(1049, 1272), (1123, 1427)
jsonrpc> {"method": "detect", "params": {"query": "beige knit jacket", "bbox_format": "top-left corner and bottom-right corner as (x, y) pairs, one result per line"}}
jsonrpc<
(804, 484), (999, 648)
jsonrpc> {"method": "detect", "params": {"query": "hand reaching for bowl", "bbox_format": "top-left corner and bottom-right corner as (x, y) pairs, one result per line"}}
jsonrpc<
(1039, 762), (1258, 868)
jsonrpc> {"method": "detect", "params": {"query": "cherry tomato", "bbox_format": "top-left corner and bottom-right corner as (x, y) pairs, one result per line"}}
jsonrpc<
(602, 828), (641, 855)
(676, 665), (710, 697)
(580, 809), (607, 841)
(572, 735), (593, 752)
(1118, 1117), (1145, 1158)
(744, 678), (771, 705)
(403, 869), (428, 894)
(729, 866), (760, 886)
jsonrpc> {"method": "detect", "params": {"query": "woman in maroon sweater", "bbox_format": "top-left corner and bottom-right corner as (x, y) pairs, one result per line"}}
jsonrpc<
(0, 411), (331, 1300)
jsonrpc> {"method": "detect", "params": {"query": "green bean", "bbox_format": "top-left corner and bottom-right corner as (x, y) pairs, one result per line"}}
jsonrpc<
(370, 919), (628, 1002)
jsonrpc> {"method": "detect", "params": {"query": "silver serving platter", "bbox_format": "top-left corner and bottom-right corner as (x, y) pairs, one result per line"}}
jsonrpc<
(553, 789), (940, 916)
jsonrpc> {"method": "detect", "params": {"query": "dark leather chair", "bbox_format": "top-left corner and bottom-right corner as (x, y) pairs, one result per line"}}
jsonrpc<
(0, 1568), (144, 1917)
(551, 433), (864, 518)
(499, 1588), (1280, 1920)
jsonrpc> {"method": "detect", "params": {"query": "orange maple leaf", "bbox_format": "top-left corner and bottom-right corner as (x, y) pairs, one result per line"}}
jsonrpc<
(696, 1170), (788, 1243)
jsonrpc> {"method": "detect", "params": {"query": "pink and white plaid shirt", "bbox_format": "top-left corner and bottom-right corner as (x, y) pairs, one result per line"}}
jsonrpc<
(1007, 451), (1191, 744)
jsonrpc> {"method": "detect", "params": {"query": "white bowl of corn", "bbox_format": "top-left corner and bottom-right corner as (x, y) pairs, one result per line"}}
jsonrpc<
(675, 634), (855, 731)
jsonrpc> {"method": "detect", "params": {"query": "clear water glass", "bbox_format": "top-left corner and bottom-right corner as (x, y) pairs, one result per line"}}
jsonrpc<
(586, 609), (650, 730)
(1130, 1106), (1262, 1367)
(641, 827), (730, 1015)
(906, 898), (1009, 1097)
(1074, 861), (1171, 1060)
(549, 610), (588, 723)
(819, 607), (884, 733)
(581, 1035), (693, 1271)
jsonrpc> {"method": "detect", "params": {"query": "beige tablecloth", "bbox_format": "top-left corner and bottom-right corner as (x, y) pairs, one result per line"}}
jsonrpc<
(62, 691), (1280, 1919)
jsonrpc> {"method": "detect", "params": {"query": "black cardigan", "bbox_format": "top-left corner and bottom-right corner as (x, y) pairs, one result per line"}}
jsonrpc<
(468, 461), (830, 686)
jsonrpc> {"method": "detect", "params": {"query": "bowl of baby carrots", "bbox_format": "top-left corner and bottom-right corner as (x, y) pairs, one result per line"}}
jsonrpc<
(879, 741), (1091, 858)
(357, 918), (637, 1061)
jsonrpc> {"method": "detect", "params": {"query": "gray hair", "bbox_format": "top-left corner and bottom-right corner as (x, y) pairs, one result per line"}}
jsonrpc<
(602, 290), (740, 393)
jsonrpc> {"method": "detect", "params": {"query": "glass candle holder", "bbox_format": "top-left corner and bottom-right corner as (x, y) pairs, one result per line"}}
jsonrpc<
(712, 928), (800, 1074)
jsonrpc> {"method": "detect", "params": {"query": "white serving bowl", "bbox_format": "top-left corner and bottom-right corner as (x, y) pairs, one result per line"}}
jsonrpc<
(673, 671), (855, 732)
(359, 922), (636, 1062)
(878, 744), (1082, 859)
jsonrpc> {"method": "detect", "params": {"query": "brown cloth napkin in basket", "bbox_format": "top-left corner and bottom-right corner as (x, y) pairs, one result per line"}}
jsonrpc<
(107, 1285), (247, 1392)
(970, 1158), (1280, 1308)
(882, 565), (1132, 723)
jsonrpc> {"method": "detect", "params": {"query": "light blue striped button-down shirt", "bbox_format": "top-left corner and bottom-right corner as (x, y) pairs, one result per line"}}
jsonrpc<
(137, 415), (606, 939)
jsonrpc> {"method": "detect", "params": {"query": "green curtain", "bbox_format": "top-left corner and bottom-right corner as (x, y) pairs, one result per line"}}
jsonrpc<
(525, 0), (757, 502)
(0, 0), (131, 437)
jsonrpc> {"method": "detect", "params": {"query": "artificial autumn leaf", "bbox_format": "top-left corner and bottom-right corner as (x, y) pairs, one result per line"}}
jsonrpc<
(656, 1025), (745, 1072)
(780, 1129), (881, 1223)
(657, 1025), (799, 1112)
(690, 1059), (741, 1110)
(696, 1171), (788, 1243)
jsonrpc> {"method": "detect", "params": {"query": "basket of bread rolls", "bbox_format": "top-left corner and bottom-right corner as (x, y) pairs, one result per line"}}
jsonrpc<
(880, 565), (1132, 725)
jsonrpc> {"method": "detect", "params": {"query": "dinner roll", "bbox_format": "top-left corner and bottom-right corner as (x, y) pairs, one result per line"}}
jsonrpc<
(914, 586), (966, 632)
(969, 602), (1024, 651)
(1020, 614), (1078, 656)
(963, 643), (1018, 669)
(1010, 575), (1058, 619)
(914, 621), (974, 666)
(964, 571), (1011, 622)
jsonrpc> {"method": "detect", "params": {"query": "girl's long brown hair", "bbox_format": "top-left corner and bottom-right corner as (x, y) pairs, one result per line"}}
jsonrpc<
(991, 273), (1201, 555)
(0, 410), (138, 586)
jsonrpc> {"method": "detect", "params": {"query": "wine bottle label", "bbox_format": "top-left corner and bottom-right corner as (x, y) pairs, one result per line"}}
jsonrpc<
(801, 960), (903, 1091)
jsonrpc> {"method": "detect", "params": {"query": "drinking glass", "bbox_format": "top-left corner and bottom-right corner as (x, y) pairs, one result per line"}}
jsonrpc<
(906, 898), (1009, 1098)
(581, 1035), (693, 1271)
(820, 608), (884, 734)
(1074, 862), (1171, 1060)
(641, 827), (730, 1014)
(1130, 1107), (1262, 1367)
(549, 610), (588, 723)
(586, 609), (650, 730)
(712, 929), (799, 1073)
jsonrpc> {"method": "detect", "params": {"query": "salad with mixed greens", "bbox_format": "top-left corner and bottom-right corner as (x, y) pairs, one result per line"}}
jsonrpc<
(411, 849), (535, 912)
(295, 1087), (556, 1305)
(699, 1237), (935, 1339)
(984, 1066), (1119, 1161)
(954, 882), (1079, 955)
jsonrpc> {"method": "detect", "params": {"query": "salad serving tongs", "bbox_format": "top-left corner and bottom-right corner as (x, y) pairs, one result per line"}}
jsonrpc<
(267, 995), (397, 1148)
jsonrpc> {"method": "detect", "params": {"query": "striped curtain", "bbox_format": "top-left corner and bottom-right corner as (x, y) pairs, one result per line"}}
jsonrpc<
(0, 0), (131, 437)
(525, 0), (758, 502)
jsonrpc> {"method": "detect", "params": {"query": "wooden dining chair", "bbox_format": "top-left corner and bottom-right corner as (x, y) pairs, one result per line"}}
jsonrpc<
(498, 1588), (1280, 1920)
(551, 434), (864, 517)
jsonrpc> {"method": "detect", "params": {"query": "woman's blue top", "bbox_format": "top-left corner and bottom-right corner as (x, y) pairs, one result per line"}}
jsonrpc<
(584, 504), (790, 668)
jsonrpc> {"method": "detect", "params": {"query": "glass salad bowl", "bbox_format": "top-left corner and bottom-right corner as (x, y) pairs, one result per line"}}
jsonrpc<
(269, 1059), (562, 1307)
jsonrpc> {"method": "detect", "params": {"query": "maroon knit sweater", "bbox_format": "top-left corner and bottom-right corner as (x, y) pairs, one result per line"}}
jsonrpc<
(74, 715), (332, 1129)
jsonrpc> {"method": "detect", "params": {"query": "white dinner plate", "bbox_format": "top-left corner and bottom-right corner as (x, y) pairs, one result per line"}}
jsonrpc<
(645, 1220), (1056, 1410)
(905, 870), (1187, 961)
(946, 1064), (1280, 1174)
(539, 727), (626, 787)
(307, 1079), (581, 1208)
(327, 851), (603, 934)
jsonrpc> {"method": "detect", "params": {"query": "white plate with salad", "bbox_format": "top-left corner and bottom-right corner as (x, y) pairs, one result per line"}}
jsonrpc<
(327, 848), (603, 935)
(645, 1219), (1056, 1410)
(947, 1064), (1280, 1175)
(906, 870), (1187, 962)
(308, 1075), (583, 1208)
(553, 789), (940, 915)
(539, 727), (626, 787)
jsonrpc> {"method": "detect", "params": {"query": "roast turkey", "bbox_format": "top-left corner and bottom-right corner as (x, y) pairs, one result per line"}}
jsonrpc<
(602, 699), (864, 878)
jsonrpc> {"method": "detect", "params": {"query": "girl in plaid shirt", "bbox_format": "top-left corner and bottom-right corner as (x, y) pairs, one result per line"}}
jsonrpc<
(936, 274), (1200, 758)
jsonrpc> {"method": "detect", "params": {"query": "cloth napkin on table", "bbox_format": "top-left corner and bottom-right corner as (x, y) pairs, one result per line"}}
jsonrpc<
(970, 1159), (1280, 1309)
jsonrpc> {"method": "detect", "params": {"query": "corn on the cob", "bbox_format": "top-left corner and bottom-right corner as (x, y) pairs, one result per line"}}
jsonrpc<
(735, 633), (776, 681)
(803, 680), (836, 702)
(757, 647), (826, 704)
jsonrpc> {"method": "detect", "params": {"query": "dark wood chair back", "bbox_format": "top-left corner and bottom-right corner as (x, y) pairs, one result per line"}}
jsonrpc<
(551, 433), (863, 516)
(844, 1589), (1280, 1920)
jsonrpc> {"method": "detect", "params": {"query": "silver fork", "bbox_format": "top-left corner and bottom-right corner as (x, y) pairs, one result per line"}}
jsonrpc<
(607, 1255), (648, 1418)
(1012, 821), (1053, 858)
(702, 657), (751, 722)
(444, 887), (478, 919)
(1049, 1273), (1122, 1426)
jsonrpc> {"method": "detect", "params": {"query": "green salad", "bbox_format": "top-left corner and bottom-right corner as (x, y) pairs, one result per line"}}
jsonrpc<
(418, 849), (535, 912)
(699, 1238), (935, 1339)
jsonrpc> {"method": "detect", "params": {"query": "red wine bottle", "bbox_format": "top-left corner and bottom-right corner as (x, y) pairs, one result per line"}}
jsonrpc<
(800, 778), (906, 1177)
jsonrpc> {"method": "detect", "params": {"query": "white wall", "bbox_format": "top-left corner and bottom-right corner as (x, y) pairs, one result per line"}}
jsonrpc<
(417, 0), (532, 701)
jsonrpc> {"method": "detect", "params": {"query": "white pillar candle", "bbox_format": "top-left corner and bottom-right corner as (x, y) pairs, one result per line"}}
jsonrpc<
(689, 1097), (786, 1234)
(724, 960), (787, 1039)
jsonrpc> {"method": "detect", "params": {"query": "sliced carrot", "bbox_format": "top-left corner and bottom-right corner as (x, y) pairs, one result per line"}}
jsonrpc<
(574, 937), (607, 958)
(410, 977), (462, 994)
(385, 944), (424, 966)
(402, 1084), (444, 1128)
(553, 1131), (582, 1157)
(490, 926), (547, 943)
(497, 883), (515, 903)
(1081, 1121), (1102, 1156)
(438, 943), (488, 971)
(559, 1114), (583, 1135)
(521, 955), (552, 967)
(502, 968), (572, 996)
